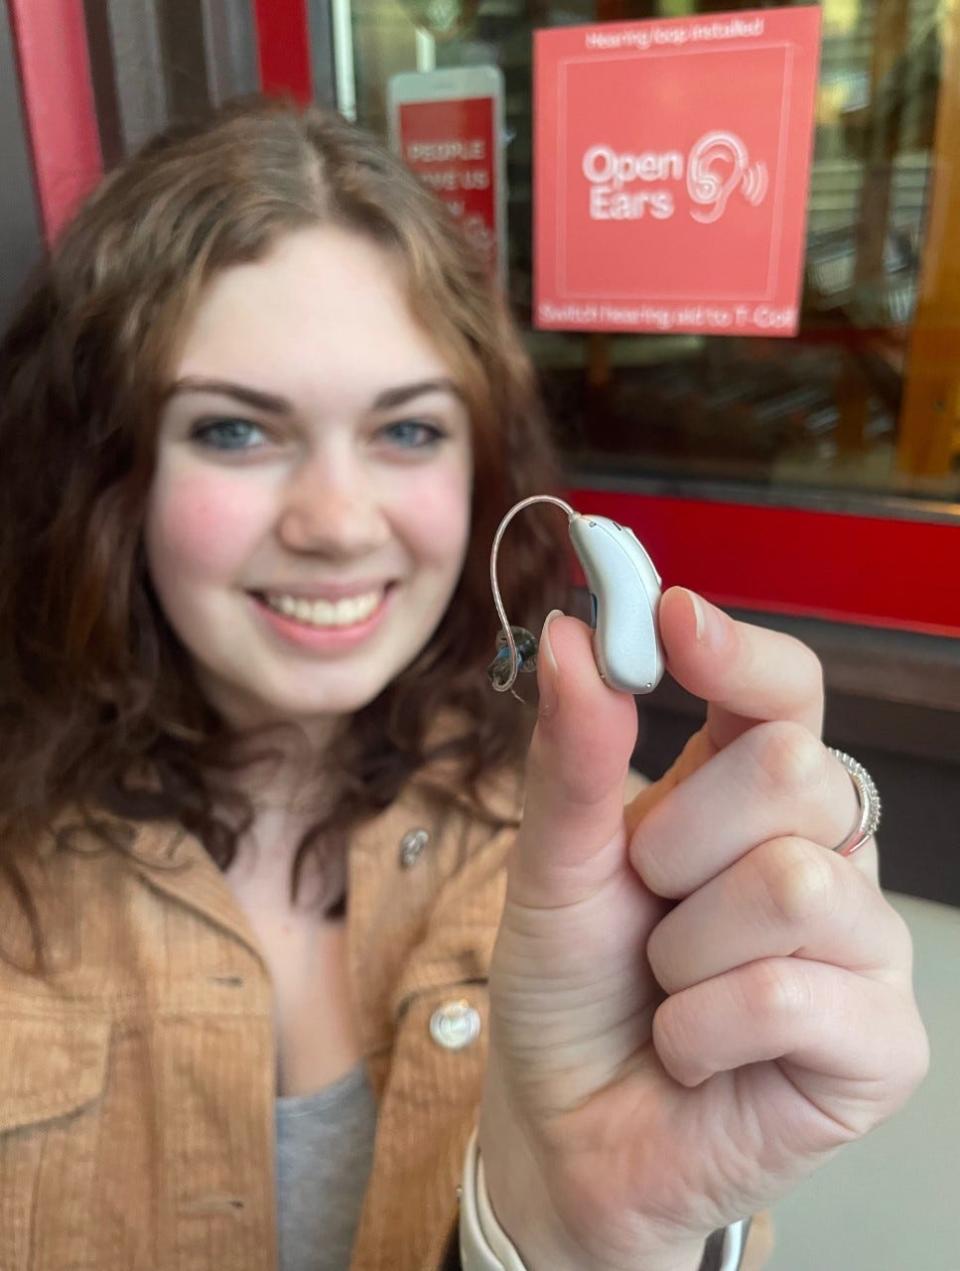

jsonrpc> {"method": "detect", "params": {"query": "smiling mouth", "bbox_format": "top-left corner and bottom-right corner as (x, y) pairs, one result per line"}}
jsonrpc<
(250, 586), (390, 630)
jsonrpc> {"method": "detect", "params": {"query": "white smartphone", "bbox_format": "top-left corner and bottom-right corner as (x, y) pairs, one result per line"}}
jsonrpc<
(388, 66), (507, 287)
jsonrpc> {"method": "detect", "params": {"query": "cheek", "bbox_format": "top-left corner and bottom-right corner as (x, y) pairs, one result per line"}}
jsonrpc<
(145, 468), (267, 581)
(398, 465), (472, 567)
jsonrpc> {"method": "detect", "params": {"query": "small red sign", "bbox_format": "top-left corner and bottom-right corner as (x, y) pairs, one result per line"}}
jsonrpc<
(398, 96), (499, 275)
(534, 7), (822, 337)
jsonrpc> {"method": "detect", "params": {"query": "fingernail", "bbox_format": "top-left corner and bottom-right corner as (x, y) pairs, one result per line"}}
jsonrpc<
(687, 589), (722, 645)
(538, 609), (563, 718)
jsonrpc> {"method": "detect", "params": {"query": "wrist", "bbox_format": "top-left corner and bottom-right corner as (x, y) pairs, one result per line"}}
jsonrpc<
(468, 1123), (714, 1271)
(476, 1101), (574, 1268)
(477, 1082), (707, 1271)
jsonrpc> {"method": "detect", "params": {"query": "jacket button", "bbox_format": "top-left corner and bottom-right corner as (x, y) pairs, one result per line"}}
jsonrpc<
(399, 827), (429, 868)
(429, 1000), (481, 1050)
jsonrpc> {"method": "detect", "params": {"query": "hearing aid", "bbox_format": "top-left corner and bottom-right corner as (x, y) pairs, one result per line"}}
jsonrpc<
(488, 495), (664, 698)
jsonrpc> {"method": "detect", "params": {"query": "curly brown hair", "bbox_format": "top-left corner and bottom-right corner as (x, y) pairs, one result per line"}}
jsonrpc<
(0, 97), (571, 962)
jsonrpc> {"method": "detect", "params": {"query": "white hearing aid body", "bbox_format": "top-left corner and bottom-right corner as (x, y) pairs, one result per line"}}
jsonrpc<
(568, 513), (664, 694)
(488, 495), (665, 698)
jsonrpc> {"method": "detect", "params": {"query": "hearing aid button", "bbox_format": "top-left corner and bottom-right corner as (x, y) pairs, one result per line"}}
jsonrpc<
(626, 529), (662, 584)
(429, 1000), (482, 1050)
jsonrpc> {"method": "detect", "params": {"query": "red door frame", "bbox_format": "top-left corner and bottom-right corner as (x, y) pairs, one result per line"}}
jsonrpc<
(252, 0), (312, 103)
(6, 0), (102, 241)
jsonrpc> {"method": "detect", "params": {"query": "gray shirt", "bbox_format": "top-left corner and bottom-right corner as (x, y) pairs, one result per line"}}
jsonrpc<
(275, 1062), (378, 1271)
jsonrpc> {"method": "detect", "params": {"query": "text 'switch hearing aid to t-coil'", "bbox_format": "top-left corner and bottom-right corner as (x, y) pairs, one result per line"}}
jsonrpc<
(487, 495), (665, 700)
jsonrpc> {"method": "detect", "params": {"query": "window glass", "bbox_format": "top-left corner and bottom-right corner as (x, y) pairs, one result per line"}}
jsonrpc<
(349, 0), (959, 504)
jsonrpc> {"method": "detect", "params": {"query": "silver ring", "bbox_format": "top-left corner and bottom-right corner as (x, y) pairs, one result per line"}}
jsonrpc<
(827, 748), (881, 856)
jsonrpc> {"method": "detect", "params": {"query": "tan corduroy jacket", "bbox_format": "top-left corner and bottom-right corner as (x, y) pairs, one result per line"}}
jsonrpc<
(0, 765), (771, 1271)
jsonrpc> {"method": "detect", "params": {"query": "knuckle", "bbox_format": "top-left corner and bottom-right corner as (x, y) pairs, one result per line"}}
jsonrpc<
(797, 638), (825, 698)
(751, 838), (836, 925)
(780, 634), (825, 700)
(652, 997), (703, 1086)
(884, 1007), (931, 1113)
(748, 720), (827, 797)
(855, 835), (882, 888)
(645, 922), (678, 993)
(630, 819), (684, 901)
(741, 958), (812, 1022)
(906, 1019), (932, 1090)
(885, 906), (917, 973)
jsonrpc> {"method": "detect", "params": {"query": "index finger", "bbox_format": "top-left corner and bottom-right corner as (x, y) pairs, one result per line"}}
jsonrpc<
(659, 588), (825, 750)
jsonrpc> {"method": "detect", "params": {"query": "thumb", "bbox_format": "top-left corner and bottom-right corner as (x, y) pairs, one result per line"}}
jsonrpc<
(509, 611), (639, 909)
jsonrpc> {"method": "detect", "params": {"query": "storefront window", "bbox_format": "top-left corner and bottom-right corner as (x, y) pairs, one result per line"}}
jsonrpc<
(347, 0), (959, 505)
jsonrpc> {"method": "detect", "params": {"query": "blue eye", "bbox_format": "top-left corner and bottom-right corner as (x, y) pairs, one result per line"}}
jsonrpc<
(381, 419), (446, 450)
(191, 418), (266, 450)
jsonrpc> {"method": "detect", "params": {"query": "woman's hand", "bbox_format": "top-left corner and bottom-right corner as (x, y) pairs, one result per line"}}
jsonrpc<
(478, 588), (929, 1271)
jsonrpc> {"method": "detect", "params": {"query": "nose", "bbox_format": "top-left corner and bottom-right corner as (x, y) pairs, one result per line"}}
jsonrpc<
(276, 451), (389, 559)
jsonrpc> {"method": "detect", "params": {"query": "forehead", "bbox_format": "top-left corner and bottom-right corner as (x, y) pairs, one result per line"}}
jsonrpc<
(172, 224), (454, 399)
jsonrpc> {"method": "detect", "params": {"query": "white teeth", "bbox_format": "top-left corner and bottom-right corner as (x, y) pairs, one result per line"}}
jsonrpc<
(263, 589), (383, 628)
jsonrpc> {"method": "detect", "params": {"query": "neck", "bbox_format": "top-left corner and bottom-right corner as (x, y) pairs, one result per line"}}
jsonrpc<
(211, 718), (343, 818)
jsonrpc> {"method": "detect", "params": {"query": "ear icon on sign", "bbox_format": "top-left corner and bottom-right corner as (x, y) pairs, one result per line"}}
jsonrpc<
(740, 160), (769, 207)
(687, 131), (768, 223)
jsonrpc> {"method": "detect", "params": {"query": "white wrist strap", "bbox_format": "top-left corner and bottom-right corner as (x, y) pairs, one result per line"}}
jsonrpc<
(459, 1128), (749, 1271)
(460, 1127), (527, 1270)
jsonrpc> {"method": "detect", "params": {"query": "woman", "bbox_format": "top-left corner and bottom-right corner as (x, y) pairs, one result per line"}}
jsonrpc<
(0, 98), (927, 1271)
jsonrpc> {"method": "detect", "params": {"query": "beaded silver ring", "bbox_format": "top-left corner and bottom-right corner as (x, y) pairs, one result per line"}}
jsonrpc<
(827, 747), (882, 856)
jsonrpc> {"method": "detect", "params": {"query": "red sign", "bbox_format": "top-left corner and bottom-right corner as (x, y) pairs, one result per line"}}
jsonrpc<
(397, 96), (500, 276)
(534, 7), (822, 337)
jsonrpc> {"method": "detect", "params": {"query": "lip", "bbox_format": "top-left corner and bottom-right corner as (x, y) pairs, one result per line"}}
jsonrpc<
(247, 584), (394, 654)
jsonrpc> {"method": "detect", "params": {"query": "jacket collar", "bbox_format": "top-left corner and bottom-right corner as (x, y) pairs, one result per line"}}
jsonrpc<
(56, 713), (523, 962)
(120, 800), (406, 966)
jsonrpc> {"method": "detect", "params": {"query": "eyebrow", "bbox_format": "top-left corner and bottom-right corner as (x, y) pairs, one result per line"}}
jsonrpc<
(168, 376), (465, 414)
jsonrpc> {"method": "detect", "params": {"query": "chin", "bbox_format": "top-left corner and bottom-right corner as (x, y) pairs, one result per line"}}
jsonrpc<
(195, 630), (432, 730)
(224, 672), (397, 731)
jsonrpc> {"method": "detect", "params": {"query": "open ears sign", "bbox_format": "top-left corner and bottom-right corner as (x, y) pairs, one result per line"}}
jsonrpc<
(534, 6), (822, 337)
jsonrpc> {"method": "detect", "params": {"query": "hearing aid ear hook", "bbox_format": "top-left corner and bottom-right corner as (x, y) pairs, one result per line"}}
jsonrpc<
(488, 495), (666, 699)
(487, 495), (573, 700)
